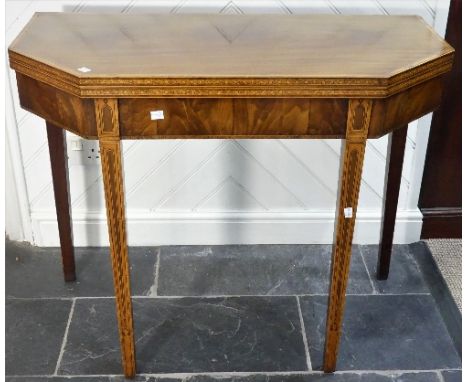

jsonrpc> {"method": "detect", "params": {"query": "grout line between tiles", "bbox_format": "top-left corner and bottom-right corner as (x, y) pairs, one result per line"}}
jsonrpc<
(435, 370), (445, 382)
(53, 298), (76, 375)
(296, 296), (312, 371)
(146, 248), (162, 297)
(5, 292), (432, 301)
(132, 293), (432, 298)
(155, 249), (161, 296)
(5, 368), (463, 379)
(358, 246), (377, 294)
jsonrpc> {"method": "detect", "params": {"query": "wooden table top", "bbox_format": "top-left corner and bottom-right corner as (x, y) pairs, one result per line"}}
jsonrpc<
(9, 13), (453, 98)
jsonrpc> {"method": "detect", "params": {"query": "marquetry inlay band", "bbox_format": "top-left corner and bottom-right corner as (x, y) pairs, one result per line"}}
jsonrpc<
(8, 50), (454, 98)
(95, 98), (120, 137)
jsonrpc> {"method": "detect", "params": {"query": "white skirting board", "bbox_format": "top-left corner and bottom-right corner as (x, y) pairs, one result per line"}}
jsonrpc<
(31, 209), (423, 247)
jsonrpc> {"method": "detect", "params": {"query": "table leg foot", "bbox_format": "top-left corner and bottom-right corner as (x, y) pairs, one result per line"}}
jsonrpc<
(323, 100), (372, 372)
(46, 122), (76, 283)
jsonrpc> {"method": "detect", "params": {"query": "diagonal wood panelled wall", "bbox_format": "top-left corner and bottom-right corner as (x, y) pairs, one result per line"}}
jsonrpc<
(5, 0), (450, 246)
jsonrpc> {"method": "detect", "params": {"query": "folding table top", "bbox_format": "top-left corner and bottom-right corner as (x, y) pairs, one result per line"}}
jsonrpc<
(9, 13), (453, 98)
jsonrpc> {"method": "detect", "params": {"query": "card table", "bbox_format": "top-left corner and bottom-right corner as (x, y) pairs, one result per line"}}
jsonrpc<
(8, 13), (454, 378)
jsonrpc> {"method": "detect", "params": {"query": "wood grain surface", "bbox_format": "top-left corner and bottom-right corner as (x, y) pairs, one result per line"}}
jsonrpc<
(369, 75), (444, 137)
(323, 99), (372, 372)
(16, 73), (97, 138)
(15, 71), (445, 140)
(118, 98), (345, 138)
(8, 13), (454, 98)
(95, 98), (136, 378)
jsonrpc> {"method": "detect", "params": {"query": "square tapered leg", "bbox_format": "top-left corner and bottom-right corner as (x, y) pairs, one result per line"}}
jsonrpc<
(323, 99), (372, 372)
(376, 125), (408, 280)
(46, 122), (76, 282)
(96, 98), (136, 378)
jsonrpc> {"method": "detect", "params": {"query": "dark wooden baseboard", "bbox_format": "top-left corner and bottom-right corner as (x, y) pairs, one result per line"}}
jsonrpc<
(420, 207), (462, 239)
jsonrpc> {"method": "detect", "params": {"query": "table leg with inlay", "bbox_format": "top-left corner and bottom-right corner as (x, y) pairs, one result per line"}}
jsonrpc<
(323, 99), (372, 372)
(95, 98), (136, 378)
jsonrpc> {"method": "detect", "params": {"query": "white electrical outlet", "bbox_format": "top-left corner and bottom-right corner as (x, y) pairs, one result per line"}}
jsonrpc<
(68, 139), (101, 166)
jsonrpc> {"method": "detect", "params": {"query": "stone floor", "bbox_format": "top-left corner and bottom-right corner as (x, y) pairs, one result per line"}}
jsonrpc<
(5, 241), (461, 381)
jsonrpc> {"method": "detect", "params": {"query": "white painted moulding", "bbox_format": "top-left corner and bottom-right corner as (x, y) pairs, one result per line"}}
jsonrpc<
(31, 209), (423, 247)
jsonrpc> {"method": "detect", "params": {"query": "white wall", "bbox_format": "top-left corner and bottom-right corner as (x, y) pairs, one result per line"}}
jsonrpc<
(5, 0), (450, 246)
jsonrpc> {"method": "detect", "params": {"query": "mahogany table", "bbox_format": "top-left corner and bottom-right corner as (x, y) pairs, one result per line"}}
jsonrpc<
(9, 13), (454, 378)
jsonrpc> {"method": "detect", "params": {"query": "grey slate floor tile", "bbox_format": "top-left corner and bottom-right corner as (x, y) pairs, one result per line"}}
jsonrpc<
(300, 294), (461, 371)
(6, 299), (72, 375)
(392, 372), (443, 382)
(441, 370), (462, 382)
(359, 245), (429, 294)
(4, 373), (445, 382)
(181, 372), (441, 381)
(5, 241), (158, 298)
(6, 242), (461, 380)
(5, 378), (147, 382)
(6, 378), (150, 382)
(59, 297), (307, 375)
(158, 245), (373, 296)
